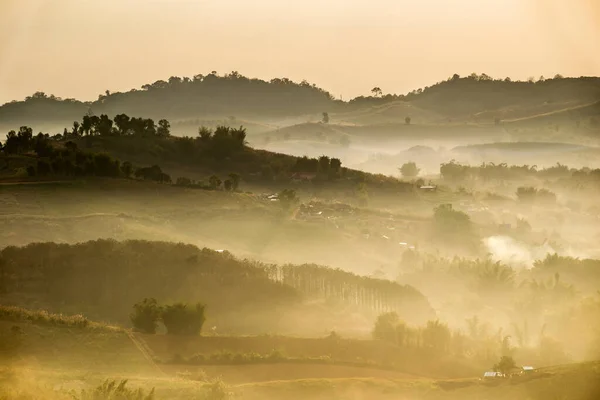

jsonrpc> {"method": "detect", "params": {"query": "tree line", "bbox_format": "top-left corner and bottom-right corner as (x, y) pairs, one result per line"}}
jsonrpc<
(0, 240), (432, 331)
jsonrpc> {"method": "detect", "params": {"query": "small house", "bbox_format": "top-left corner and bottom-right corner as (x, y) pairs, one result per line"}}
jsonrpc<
(521, 366), (535, 373)
(483, 371), (504, 379)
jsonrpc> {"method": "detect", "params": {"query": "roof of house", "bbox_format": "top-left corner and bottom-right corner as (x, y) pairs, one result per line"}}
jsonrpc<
(522, 366), (535, 370)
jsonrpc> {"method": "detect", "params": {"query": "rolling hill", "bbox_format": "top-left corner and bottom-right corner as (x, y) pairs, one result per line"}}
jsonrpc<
(2, 73), (599, 137)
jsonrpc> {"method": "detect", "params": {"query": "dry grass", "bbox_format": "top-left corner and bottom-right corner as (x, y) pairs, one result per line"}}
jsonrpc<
(0, 305), (121, 332)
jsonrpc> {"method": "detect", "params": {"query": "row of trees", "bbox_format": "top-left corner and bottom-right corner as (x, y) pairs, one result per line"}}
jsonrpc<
(62, 114), (171, 138)
(440, 160), (582, 182)
(131, 298), (206, 335)
(263, 263), (433, 321)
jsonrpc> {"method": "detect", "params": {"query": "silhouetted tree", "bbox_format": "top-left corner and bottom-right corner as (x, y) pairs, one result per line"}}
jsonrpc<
(322, 112), (329, 124)
(161, 302), (206, 335)
(405, 116), (412, 125)
(493, 355), (516, 376)
(120, 161), (133, 178)
(130, 298), (162, 334)
(228, 173), (241, 191)
(157, 119), (171, 137)
(114, 114), (131, 135)
(399, 162), (419, 178)
(209, 175), (222, 189)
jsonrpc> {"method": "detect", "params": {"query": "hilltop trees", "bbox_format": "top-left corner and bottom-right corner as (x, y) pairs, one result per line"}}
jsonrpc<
(371, 87), (383, 97)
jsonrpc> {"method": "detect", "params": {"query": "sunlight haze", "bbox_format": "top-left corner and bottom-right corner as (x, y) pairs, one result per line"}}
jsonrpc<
(0, 0), (598, 104)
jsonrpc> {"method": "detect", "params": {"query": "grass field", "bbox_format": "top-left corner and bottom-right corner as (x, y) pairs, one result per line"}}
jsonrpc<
(1, 306), (600, 399)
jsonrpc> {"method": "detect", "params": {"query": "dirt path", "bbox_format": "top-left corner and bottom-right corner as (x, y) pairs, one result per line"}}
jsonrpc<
(126, 331), (167, 377)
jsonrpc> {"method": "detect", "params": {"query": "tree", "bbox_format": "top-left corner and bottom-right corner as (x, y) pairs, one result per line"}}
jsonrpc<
(130, 298), (162, 334)
(114, 114), (131, 135)
(373, 312), (400, 343)
(422, 320), (451, 354)
(405, 116), (412, 125)
(399, 162), (420, 178)
(330, 158), (342, 173)
(223, 179), (233, 191)
(198, 126), (212, 141)
(493, 355), (516, 376)
(157, 119), (171, 137)
(209, 175), (222, 189)
(228, 173), (241, 191)
(371, 87), (383, 97)
(161, 302), (206, 335)
(433, 204), (471, 236)
(33, 133), (53, 157)
(71, 121), (80, 137)
(176, 177), (192, 186)
(322, 112), (329, 124)
(81, 115), (93, 136)
(318, 155), (330, 173)
(120, 161), (133, 178)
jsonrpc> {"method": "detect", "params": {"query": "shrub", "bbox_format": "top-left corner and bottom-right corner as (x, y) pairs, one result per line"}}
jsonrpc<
(175, 177), (192, 186)
(161, 302), (206, 335)
(130, 298), (162, 334)
(203, 377), (230, 400)
(72, 379), (155, 400)
(399, 162), (420, 178)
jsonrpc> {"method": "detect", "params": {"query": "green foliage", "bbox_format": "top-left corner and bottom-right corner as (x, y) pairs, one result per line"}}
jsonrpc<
(134, 165), (171, 183)
(433, 204), (471, 236)
(71, 380), (155, 400)
(493, 355), (517, 376)
(208, 175), (222, 190)
(161, 302), (206, 336)
(516, 186), (556, 204)
(373, 314), (453, 355)
(120, 161), (133, 178)
(228, 173), (241, 191)
(399, 162), (420, 178)
(175, 177), (193, 186)
(130, 298), (162, 334)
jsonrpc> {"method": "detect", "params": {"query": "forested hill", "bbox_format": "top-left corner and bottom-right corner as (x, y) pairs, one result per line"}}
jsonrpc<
(1, 72), (599, 128)
(0, 240), (434, 333)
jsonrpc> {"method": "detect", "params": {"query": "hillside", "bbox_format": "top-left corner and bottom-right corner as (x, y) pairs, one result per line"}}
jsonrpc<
(2, 73), (599, 136)
(0, 240), (434, 335)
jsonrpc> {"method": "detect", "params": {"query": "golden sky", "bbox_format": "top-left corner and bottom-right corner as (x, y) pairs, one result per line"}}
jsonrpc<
(0, 0), (598, 104)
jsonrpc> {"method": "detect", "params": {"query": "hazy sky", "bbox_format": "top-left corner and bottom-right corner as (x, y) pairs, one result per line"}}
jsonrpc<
(0, 0), (599, 105)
